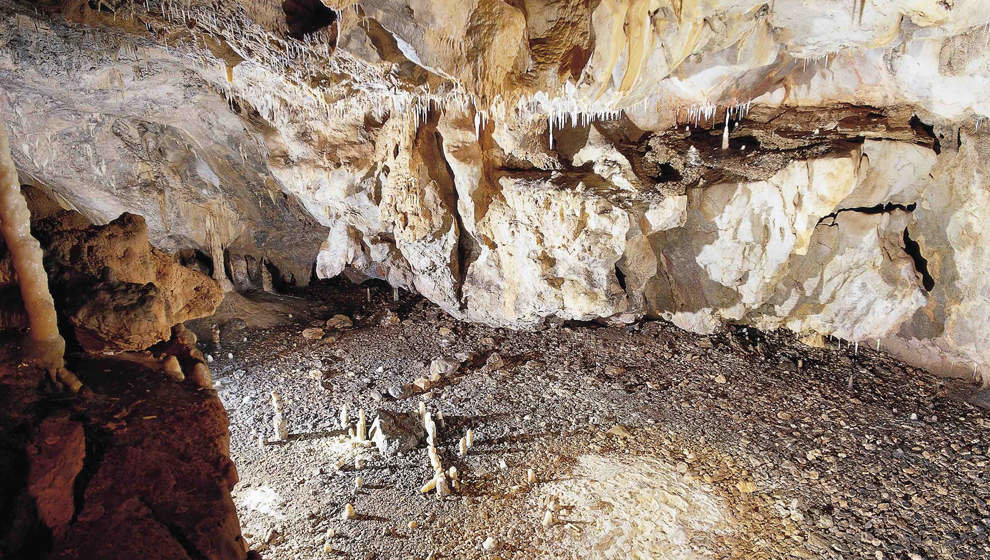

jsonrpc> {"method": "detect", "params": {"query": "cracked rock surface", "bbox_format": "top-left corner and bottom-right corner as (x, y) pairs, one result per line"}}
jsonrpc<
(0, 0), (988, 382)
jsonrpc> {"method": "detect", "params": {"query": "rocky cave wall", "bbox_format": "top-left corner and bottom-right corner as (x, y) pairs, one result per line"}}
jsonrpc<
(1, 0), (989, 383)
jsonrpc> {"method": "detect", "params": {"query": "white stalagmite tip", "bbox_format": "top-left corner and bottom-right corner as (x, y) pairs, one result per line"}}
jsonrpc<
(527, 468), (536, 484)
(356, 408), (367, 441)
(339, 403), (349, 429)
(342, 503), (356, 520)
(542, 510), (554, 527)
(420, 477), (437, 493)
(458, 437), (467, 457)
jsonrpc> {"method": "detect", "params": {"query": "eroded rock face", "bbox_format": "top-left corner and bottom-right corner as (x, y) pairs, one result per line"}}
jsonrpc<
(0, 205), (222, 352)
(1, 1), (988, 382)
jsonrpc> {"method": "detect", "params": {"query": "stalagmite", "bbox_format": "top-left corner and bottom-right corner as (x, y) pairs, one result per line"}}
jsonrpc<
(434, 472), (450, 497)
(428, 446), (442, 472)
(542, 510), (554, 528)
(466, 429), (474, 448)
(341, 503), (356, 520)
(424, 411), (436, 446)
(356, 408), (367, 441)
(420, 477), (437, 493)
(339, 403), (349, 429)
(355, 476), (363, 488)
(527, 468), (536, 484)
(189, 362), (212, 388)
(458, 436), (467, 457)
(0, 118), (67, 376)
(163, 355), (184, 381)
(271, 391), (289, 441)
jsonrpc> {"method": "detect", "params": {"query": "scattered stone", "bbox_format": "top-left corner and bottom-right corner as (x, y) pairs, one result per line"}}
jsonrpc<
(369, 410), (425, 457)
(380, 311), (400, 326)
(714, 374), (727, 384)
(301, 327), (324, 340)
(482, 536), (499, 550)
(325, 315), (353, 329)
(606, 424), (632, 438)
(429, 357), (458, 379)
(604, 365), (626, 377)
(388, 384), (410, 399)
(485, 352), (505, 371)
(413, 377), (431, 391)
(438, 327), (452, 336)
(736, 481), (757, 493)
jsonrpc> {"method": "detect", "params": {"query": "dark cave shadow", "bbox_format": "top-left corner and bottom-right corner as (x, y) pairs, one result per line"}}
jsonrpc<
(287, 429), (347, 441)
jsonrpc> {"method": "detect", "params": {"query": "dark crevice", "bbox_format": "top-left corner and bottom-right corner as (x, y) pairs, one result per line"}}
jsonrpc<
(654, 162), (682, 183)
(139, 498), (208, 560)
(902, 228), (935, 292)
(817, 202), (917, 226)
(69, 421), (109, 525)
(282, 0), (337, 40)
(909, 115), (941, 154)
(87, 0), (116, 14)
(433, 130), (473, 311)
(614, 266), (627, 291)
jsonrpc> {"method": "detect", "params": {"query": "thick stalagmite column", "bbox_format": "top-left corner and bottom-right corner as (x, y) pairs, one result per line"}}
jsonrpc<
(0, 117), (66, 373)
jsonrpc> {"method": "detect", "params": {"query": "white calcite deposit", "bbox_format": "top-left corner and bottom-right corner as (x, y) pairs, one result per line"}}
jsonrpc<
(0, 0), (988, 382)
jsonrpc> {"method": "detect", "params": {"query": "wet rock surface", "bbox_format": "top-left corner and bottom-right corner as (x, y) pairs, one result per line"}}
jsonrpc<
(213, 282), (989, 559)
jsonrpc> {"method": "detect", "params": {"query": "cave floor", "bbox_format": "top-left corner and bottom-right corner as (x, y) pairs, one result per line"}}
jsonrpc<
(204, 282), (989, 560)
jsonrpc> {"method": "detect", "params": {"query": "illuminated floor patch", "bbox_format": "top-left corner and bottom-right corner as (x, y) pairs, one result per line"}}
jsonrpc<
(537, 454), (732, 559)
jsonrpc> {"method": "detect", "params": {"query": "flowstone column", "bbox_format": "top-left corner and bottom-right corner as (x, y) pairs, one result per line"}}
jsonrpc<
(0, 115), (75, 387)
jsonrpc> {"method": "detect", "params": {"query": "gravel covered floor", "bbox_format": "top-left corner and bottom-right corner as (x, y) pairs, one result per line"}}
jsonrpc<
(203, 281), (990, 560)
